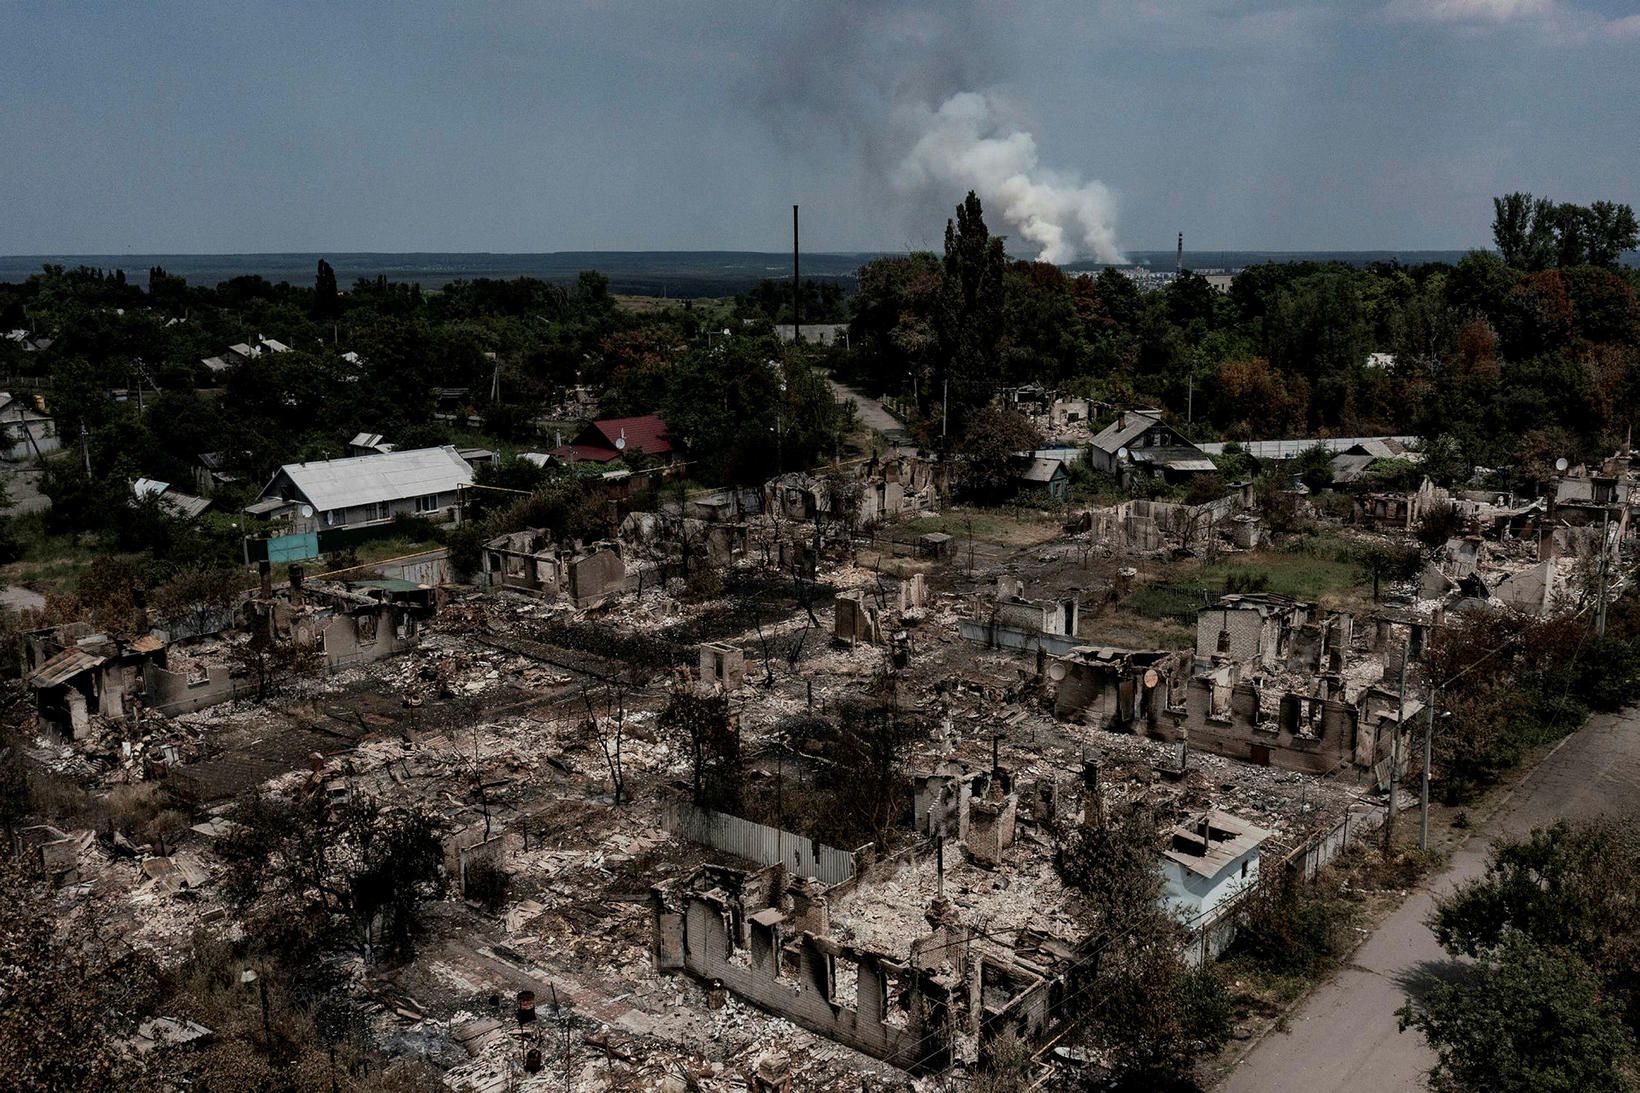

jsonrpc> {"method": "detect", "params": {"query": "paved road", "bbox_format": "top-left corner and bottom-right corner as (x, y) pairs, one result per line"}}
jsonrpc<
(826, 379), (917, 453)
(1219, 707), (1640, 1093)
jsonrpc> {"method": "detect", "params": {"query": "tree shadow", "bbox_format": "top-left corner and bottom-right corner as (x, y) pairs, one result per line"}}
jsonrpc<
(1394, 957), (1481, 1005)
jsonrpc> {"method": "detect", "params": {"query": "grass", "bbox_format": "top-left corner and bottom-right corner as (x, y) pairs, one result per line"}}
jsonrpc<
(0, 511), (131, 596)
(899, 506), (1064, 547)
(1123, 534), (1365, 621)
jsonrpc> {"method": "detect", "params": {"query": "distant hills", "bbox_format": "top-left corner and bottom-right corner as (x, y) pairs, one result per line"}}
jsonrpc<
(0, 249), (1480, 297)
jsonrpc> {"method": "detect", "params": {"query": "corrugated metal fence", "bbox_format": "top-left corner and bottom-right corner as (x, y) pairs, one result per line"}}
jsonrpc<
(663, 803), (857, 886)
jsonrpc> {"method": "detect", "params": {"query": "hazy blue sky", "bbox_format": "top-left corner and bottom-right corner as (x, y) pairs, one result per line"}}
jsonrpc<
(3, 0), (1637, 257)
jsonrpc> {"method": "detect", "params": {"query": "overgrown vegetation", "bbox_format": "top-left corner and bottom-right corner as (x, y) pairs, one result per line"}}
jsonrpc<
(1400, 817), (1640, 1093)
(1428, 591), (1640, 803)
(1055, 798), (1235, 1089)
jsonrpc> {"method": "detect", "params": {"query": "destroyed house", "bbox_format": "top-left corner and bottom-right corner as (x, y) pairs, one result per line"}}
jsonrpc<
(1195, 593), (1349, 673)
(1089, 410), (1214, 483)
(250, 445), (473, 533)
(24, 626), (167, 738)
(1155, 668), (1417, 776)
(1161, 811), (1269, 922)
(1353, 476), (1446, 531)
(252, 566), (429, 671)
(549, 414), (672, 464)
(652, 862), (1081, 1074)
(766, 472), (830, 522)
(857, 455), (940, 525)
(479, 530), (628, 608)
(960, 575), (1081, 655)
(1047, 646), (1189, 730)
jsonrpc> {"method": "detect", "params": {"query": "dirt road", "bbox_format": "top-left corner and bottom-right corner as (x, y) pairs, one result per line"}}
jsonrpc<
(827, 379), (916, 453)
(1219, 707), (1640, 1093)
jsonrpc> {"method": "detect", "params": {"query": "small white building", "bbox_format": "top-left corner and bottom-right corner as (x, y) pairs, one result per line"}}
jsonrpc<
(250, 445), (474, 533)
(1161, 810), (1270, 923)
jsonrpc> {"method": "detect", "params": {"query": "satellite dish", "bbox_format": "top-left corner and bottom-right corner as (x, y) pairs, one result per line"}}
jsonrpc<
(1046, 662), (1068, 682)
(614, 435), (626, 451)
(1144, 669), (1160, 689)
(300, 504), (314, 518)
(1554, 457), (1569, 472)
(1116, 446), (1131, 462)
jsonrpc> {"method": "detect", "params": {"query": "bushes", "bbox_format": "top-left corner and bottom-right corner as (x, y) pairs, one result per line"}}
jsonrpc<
(1231, 867), (1358, 978)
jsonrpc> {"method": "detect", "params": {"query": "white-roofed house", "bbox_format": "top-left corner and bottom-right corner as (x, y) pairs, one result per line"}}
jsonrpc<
(1160, 809), (1269, 924)
(249, 446), (474, 533)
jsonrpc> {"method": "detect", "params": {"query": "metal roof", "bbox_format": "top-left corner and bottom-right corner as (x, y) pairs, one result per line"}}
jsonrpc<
(1015, 456), (1066, 483)
(28, 646), (106, 689)
(1163, 810), (1271, 879)
(267, 445), (474, 513)
(1130, 447), (1217, 472)
(1198, 436), (1420, 459)
(1090, 410), (1166, 454)
(162, 492), (212, 519)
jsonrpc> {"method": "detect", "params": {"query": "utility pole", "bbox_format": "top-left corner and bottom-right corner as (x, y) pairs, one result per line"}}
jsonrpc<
(1187, 373), (1193, 424)
(1596, 507), (1611, 636)
(1420, 684), (1437, 851)
(792, 204), (801, 345)
(941, 379), (948, 441)
(1384, 641), (1409, 856)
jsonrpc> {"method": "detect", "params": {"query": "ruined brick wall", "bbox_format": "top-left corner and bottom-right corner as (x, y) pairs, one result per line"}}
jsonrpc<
(964, 795), (1017, 865)
(1195, 607), (1269, 666)
(143, 662), (254, 716)
(567, 548), (626, 608)
(319, 606), (416, 669)
(679, 895), (951, 1072)
(1166, 677), (1353, 775)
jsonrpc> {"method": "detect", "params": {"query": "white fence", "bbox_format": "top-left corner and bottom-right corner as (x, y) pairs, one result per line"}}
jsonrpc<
(663, 803), (858, 886)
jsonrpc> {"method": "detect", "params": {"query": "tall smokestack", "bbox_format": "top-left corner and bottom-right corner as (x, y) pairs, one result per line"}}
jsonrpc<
(1176, 232), (1183, 276)
(792, 204), (801, 345)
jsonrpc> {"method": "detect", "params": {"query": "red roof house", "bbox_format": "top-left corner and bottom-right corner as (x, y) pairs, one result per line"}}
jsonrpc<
(550, 414), (674, 464)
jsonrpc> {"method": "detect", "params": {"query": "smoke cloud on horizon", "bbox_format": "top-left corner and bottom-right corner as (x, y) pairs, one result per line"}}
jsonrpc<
(745, 3), (1125, 265)
(894, 91), (1124, 264)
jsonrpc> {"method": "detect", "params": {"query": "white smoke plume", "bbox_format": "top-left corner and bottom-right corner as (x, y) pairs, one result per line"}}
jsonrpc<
(895, 91), (1124, 265)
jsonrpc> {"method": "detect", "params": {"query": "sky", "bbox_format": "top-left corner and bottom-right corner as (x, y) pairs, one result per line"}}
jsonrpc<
(2, 0), (1638, 258)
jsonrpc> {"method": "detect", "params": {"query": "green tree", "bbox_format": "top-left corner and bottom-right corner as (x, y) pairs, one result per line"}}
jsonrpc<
(954, 404), (1043, 501)
(1399, 934), (1635, 1093)
(1585, 201), (1640, 268)
(1056, 799), (1233, 1087)
(1355, 541), (1421, 601)
(938, 191), (1007, 434)
(1431, 818), (1640, 1032)
(314, 258), (339, 319)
